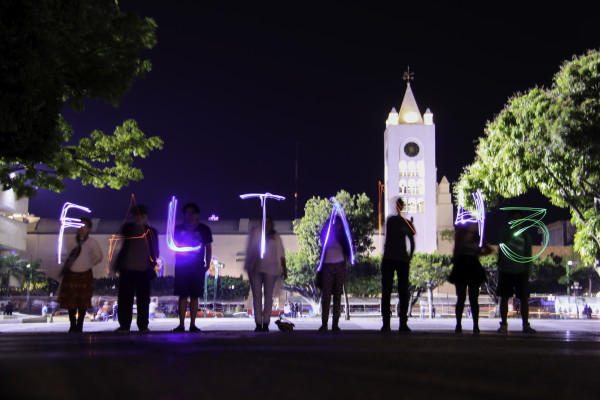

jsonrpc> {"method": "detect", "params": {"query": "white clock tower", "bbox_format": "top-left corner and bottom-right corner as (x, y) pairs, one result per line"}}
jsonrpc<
(384, 77), (437, 253)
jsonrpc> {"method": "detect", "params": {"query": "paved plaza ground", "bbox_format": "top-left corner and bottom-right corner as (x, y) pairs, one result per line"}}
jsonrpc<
(1, 317), (599, 399)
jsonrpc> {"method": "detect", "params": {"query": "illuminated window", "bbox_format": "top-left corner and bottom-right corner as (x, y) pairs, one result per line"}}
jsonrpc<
(408, 179), (417, 195)
(417, 179), (425, 195)
(417, 198), (425, 213)
(417, 161), (425, 177)
(408, 161), (417, 177)
(407, 198), (417, 214)
(399, 179), (407, 194)
(399, 161), (407, 177)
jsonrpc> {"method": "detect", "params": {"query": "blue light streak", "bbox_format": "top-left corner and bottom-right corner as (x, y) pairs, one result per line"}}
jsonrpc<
(317, 197), (356, 272)
(239, 192), (286, 258)
(455, 190), (486, 246)
(166, 196), (203, 252)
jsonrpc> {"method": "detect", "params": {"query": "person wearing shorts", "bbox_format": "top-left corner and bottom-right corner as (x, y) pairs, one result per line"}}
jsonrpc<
(172, 203), (213, 332)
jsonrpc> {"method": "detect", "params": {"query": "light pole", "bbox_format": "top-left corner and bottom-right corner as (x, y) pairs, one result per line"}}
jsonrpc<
(567, 261), (573, 298)
(26, 264), (32, 312)
(566, 261), (574, 319)
(571, 281), (581, 319)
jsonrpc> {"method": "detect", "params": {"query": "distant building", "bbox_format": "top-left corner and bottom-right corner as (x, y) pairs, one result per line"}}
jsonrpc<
(0, 189), (34, 253)
(541, 220), (576, 246)
(384, 81), (454, 254)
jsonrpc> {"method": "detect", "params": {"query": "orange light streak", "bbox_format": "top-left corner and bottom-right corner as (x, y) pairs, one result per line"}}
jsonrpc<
(106, 194), (158, 274)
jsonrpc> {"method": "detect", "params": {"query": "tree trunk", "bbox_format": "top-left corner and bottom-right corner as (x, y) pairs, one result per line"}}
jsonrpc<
(343, 284), (350, 320)
(408, 287), (422, 317)
(427, 285), (433, 319)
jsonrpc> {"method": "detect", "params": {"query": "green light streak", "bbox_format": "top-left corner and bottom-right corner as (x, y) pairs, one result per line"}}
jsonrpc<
(498, 207), (549, 263)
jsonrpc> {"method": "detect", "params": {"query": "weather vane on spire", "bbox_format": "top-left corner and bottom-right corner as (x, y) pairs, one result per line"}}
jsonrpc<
(402, 66), (414, 84)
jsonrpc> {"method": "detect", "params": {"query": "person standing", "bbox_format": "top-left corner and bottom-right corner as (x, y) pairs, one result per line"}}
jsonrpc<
(149, 298), (158, 321)
(245, 216), (287, 332)
(112, 205), (159, 333)
(318, 215), (351, 332)
(112, 301), (118, 322)
(381, 198), (415, 332)
(496, 210), (536, 334)
(58, 217), (103, 333)
(449, 222), (492, 334)
(172, 203), (212, 332)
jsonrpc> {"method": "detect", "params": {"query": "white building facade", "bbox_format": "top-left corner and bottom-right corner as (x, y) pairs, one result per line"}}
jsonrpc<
(0, 189), (31, 253)
(384, 83), (440, 253)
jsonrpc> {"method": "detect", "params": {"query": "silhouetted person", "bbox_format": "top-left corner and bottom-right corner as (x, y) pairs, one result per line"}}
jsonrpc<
(5, 301), (14, 315)
(496, 210), (536, 334)
(318, 215), (351, 332)
(112, 205), (159, 333)
(381, 198), (415, 332)
(58, 217), (103, 333)
(449, 222), (492, 334)
(171, 203), (212, 333)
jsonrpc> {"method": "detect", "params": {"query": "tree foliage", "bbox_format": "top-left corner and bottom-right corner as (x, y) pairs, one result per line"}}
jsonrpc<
(454, 50), (600, 271)
(285, 251), (321, 305)
(0, 0), (162, 197)
(0, 254), (45, 296)
(345, 255), (382, 297)
(409, 252), (453, 291)
(409, 252), (452, 317)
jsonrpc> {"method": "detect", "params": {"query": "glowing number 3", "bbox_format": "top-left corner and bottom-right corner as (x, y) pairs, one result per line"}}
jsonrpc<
(499, 207), (549, 263)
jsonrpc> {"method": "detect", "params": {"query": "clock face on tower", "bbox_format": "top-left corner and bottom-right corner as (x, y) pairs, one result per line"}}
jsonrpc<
(404, 142), (420, 157)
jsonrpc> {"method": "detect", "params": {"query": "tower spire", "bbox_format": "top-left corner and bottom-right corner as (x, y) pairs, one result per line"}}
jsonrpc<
(402, 66), (414, 85)
(398, 68), (422, 124)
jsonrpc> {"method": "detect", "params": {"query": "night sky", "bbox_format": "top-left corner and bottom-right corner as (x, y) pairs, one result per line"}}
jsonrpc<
(28, 1), (599, 238)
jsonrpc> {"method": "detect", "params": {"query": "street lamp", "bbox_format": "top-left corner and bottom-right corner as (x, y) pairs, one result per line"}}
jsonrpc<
(26, 264), (32, 312)
(566, 261), (574, 319)
(571, 281), (581, 319)
(567, 261), (573, 297)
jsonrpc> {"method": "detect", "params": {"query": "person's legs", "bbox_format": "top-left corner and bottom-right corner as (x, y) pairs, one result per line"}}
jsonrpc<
(496, 271), (512, 332)
(380, 259), (395, 330)
(189, 297), (199, 330)
(262, 274), (277, 331)
(319, 265), (334, 331)
(467, 285), (480, 333)
(397, 261), (410, 331)
(68, 309), (77, 332)
(331, 263), (346, 331)
(117, 271), (134, 330)
(76, 309), (86, 331)
(176, 296), (187, 330)
(135, 274), (151, 331)
(517, 272), (535, 332)
(455, 283), (467, 332)
(248, 271), (264, 330)
(498, 297), (509, 332)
